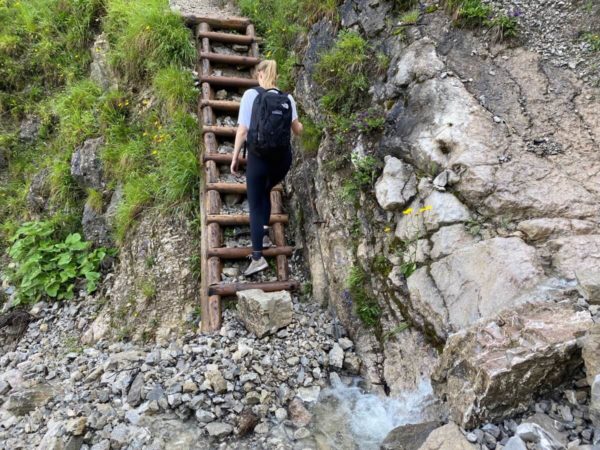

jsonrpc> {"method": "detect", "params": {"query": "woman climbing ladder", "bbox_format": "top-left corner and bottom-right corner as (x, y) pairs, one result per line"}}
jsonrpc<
(230, 60), (304, 276)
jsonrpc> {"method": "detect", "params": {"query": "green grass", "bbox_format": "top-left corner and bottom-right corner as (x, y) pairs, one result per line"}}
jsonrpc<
(583, 32), (600, 52)
(399, 9), (420, 25)
(340, 155), (380, 204)
(300, 115), (323, 156)
(442, 0), (519, 40)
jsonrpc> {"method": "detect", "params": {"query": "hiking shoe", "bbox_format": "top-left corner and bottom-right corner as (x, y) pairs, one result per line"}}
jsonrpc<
(263, 235), (274, 248)
(243, 256), (268, 276)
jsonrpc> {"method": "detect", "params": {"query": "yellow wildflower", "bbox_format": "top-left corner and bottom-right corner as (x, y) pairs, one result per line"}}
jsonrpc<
(419, 205), (432, 213)
(402, 208), (413, 215)
(384, 226), (392, 233)
(152, 150), (158, 155)
(143, 131), (148, 136)
(145, 25), (151, 31)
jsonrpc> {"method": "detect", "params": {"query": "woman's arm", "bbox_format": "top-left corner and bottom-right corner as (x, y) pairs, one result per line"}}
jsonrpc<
(230, 124), (248, 176)
(291, 119), (303, 136)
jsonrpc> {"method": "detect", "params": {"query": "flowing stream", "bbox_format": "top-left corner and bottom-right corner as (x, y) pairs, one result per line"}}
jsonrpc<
(308, 376), (437, 450)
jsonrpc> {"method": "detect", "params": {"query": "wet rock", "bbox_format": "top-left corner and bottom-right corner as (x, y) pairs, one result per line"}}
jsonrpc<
(375, 156), (417, 211)
(406, 237), (544, 340)
(236, 289), (293, 338)
(381, 421), (442, 450)
(288, 398), (312, 427)
(329, 342), (344, 369)
(416, 423), (476, 450)
(237, 409), (259, 436)
(71, 136), (105, 190)
(433, 302), (593, 428)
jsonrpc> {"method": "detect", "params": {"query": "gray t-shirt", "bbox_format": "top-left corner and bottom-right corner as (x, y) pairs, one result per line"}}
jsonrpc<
(237, 88), (298, 128)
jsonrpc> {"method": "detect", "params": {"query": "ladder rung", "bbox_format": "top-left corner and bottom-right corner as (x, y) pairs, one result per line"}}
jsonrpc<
(203, 125), (237, 137)
(197, 31), (259, 45)
(206, 182), (283, 194)
(208, 246), (294, 259)
(185, 15), (251, 30)
(199, 52), (260, 66)
(209, 280), (299, 296)
(207, 214), (288, 225)
(204, 154), (246, 165)
(201, 75), (259, 88)
(200, 99), (240, 112)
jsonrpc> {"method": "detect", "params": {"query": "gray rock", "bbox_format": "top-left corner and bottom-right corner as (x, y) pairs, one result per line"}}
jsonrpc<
(516, 422), (564, 449)
(297, 385), (320, 403)
(375, 156), (417, 211)
(391, 38), (444, 87)
(504, 436), (527, 450)
(430, 224), (476, 260)
(422, 191), (471, 232)
(19, 115), (41, 142)
(288, 398), (312, 427)
(416, 423), (477, 450)
(82, 199), (112, 247)
(90, 33), (116, 91)
(236, 289), (293, 338)
(71, 136), (105, 190)
(329, 343), (344, 369)
(205, 369), (227, 394)
(433, 302), (593, 428)
(26, 168), (50, 213)
(576, 269), (600, 305)
(590, 374), (600, 428)
(195, 409), (216, 424)
(4, 385), (54, 416)
(582, 323), (600, 385)
(205, 422), (233, 438)
(381, 421), (442, 450)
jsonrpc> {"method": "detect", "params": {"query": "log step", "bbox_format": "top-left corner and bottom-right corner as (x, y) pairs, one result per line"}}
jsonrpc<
(206, 182), (283, 194)
(197, 31), (259, 45)
(208, 246), (294, 259)
(200, 99), (240, 112)
(203, 125), (237, 137)
(201, 75), (259, 88)
(209, 279), (299, 296)
(204, 154), (246, 165)
(207, 214), (288, 225)
(186, 15), (251, 30)
(199, 51), (260, 66)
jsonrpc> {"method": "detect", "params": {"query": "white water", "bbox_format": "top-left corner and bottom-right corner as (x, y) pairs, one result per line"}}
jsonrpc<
(310, 377), (437, 450)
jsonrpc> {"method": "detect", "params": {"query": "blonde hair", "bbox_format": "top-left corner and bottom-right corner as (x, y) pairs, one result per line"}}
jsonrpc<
(256, 60), (277, 89)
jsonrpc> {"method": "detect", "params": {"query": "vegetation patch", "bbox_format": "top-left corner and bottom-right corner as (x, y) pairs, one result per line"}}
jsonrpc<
(6, 220), (109, 305)
(340, 154), (381, 205)
(346, 265), (381, 328)
(442, 0), (519, 40)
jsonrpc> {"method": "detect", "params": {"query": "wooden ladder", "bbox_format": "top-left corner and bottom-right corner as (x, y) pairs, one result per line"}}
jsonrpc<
(191, 16), (299, 332)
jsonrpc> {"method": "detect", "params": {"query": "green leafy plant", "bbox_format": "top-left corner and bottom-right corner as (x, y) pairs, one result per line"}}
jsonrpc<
(341, 155), (380, 204)
(7, 221), (108, 305)
(346, 265), (380, 328)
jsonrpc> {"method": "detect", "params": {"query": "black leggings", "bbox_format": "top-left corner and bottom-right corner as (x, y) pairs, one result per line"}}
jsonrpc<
(246, 149), (292, 254)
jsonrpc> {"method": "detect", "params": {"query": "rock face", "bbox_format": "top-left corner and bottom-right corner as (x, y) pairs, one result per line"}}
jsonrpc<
(375, 156), (417, 210)
(83, 212), (199, 344)
(403, 237), (544, 340)
(26, 168), (50, 213)
(432, 302), (593, 428)
(82, 200), (113, 247)
(416, 423), (476, 450)
(19, 115), (41, 142)
(71, 137), (105, 191)
(381, 421), (442, 450)
(582, 323), (600, 386)
(90, 33), (117, 91)
(236, 289), (293, 338)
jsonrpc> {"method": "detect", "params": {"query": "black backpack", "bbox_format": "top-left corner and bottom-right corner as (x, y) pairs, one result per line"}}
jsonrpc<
(245, 87), (292, 160)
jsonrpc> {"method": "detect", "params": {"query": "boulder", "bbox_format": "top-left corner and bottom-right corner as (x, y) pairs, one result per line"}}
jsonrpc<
(4, 384), (55, 416)
(71, 137), (105, 190)
(19, 115), (41, 142)
(416, 423), (476, 450)
(236, 289), (293, 338)
(582, 323), (600, 385)
(90, 33), (116, 91)
(516, 218), (596, 242)
(375, 156), (417, 211)
(516, 422), (565, 449)
(405, 237), (544, 339)
(432, 302), (593, 428)
(381, 421), (442, 450)
(430, 224), (476, 260)
(422, 191), (471, 232)
(549, 235), (600, 280)
(576, 268), (600, 305)
(26, 168), (50, 213)
(205, 422), (233, 438)
(391, 38), (444, 88)
(82, 200), (112, 247)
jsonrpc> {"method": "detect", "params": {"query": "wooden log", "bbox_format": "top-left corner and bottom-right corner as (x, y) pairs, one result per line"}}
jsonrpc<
(206, 182), (283, 194)
(276, 255), (289, 281)
(185, 15), (250, 30)
(206, 294), (222, 331)
(199, 52), (260, 66)
(202, 82), (214, 101)
(207, 223), (222, 249)
(208, 246), (294, 259)
(205, 161), (219, 184)
(208, 280), (299, 296)
(246, 24), (260, 78)
(202, 125), (237, 137)
(202, 105), (215, 126)
(208, 256), (221, 285)
(199, 99), (240, 112)
(207, 190), (221, 214)
(203, 133), (218, 154)
(207, 214), (288, 225)
(200, 75), (258, 88)
(204, 153), (247, 165)
(199, 23), (211, 77)
(197, 31), (259, 45)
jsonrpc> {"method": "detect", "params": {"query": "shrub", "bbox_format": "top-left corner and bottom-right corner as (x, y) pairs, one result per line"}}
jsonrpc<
(346, 265), (380, 327)
(7, 220), (107, 305)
